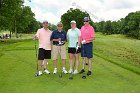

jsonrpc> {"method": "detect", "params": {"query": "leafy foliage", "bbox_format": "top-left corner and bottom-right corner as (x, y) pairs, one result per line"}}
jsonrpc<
(0, 0), (40, 36)
(61, 8), (89, 31)
(94, 11), (140, 39)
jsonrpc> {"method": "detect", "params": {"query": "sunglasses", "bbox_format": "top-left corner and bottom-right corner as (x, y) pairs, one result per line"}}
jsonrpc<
(57, 25), (62, 27)
(84, 21), (89, 22)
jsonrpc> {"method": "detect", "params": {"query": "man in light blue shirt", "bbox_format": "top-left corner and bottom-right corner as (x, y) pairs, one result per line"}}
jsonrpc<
(67, 20), (81, 74)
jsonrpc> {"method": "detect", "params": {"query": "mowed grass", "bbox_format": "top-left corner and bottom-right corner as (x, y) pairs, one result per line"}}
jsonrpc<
(94, 33), (140, 74)
(0, 33), (140, 93)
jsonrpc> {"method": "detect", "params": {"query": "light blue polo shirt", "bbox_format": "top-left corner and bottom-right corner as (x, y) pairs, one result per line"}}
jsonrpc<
(67, 28), (81, 48)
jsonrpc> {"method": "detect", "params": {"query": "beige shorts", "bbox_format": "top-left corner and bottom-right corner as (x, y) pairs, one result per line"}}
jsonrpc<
(52, 45), (67, 60)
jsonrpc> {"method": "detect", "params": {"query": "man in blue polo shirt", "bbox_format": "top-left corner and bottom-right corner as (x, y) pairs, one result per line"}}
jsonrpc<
(50, 22), (68, 74)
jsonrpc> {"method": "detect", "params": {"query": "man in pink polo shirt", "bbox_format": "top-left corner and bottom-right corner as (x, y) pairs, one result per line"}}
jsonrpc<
(79, 17), (95, 76)
(34, 20), (52, 76)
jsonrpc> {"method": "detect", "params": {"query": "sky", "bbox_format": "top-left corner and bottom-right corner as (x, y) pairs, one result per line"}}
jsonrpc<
(24, 0), (140, 24)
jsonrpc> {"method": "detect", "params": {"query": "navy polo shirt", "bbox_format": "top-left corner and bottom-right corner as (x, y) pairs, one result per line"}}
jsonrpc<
(50, 30), (67, 45)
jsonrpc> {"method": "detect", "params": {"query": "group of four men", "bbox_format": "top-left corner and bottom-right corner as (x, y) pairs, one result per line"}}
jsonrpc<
(34, 17), (95, 76)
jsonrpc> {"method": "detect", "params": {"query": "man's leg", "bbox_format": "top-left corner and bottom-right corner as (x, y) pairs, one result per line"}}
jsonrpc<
(43, 59), (48, 69)
(43, 59), (50, 74)
(52, 45), (58, 74)
(38, 60), (43, 71)
(82, 57), (86, 69)
(79, 57), (86, 74)
(60, 45), (67, 74)
(88, 58), (92, 71)
(79, 44), (86, 74)
(53, 60), (57, 68)
(53, 60), (57, 74)
(86, 43), (93, 76)
(38, 48), (45, 75)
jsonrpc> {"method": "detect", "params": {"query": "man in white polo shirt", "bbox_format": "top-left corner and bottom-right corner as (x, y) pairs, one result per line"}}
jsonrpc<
(34, 20), (52, 75)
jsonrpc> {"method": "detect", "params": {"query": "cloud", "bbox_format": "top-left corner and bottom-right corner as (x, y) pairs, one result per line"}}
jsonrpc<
(31, 6), (60, 24)
(25, 0), (140, 24)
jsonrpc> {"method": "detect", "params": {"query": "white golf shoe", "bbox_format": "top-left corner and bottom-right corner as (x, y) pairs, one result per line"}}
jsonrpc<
(68, 69), (73, 74)
(73, 70), (78, 74)
(38, 71), (42, 76)
(62, 67), (68, 74)
(53, 68), (57, 74)
(44, 69), (50, 74)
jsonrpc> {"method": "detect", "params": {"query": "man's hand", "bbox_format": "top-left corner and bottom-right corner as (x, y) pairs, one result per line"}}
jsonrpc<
(33, 35), (38, 40)
(81, 40), (86, 44)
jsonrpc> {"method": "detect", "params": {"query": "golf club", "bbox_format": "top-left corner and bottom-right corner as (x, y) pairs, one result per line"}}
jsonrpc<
(69, 42), (78, 80)
(34, 39), (39, 77)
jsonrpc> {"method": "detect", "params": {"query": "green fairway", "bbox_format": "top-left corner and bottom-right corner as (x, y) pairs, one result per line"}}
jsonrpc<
(0, 33), (140, 93)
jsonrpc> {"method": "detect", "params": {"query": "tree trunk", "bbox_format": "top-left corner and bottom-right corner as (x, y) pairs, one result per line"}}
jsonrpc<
(14, 19), (18, 38)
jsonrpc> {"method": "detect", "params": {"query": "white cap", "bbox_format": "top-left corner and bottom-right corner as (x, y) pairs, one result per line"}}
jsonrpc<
(70, 20), (76, 24)
(43, 20), (48, 24)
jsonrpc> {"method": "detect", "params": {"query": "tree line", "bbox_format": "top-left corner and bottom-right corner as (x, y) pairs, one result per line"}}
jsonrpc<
(61, 8), (140, 39)
(94, 11), (140, 39)
(1, 1), (139, 40)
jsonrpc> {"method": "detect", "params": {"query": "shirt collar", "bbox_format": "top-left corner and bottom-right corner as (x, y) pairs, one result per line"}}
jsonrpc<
(84, 24), (90, 29)
(43, 27), (49, 31)
(57, 29), (63, 33)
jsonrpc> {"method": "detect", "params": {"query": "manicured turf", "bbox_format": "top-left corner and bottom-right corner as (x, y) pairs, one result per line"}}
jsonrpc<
(0, 33), (140, 93)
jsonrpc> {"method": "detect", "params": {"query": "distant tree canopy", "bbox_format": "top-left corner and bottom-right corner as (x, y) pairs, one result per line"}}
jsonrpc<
(94, 11), (140, 39)
(61, 8), (91, 31)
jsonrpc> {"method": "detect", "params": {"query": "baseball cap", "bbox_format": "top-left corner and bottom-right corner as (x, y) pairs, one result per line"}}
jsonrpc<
(57, 22), (63, 26)
(43, 20), (48, 24)
(84, 17), (90, 22)
(70, 20), (76, 24)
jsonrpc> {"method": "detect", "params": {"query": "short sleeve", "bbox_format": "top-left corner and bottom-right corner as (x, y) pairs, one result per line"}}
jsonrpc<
(77, 29), (81, 37)
(64, 31), (67, 41)
(36, 29), (40, 38)
(90, 26), (95, 38)
(50, 31), (54, 40)
(67, 29), (70, 40)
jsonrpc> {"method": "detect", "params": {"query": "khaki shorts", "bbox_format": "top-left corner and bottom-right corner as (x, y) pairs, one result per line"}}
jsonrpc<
(52, 45), (67, 60)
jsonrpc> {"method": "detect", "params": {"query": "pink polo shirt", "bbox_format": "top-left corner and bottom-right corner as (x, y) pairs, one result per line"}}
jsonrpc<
(80, 24), (95, 43)
(36, 28), (52, 50)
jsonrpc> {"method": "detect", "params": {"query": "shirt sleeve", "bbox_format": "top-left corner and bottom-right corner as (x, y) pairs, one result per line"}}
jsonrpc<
(36, 29), (40, 38)
(90, 26), (95, 38)
(77, 29), (81, 37)
(80, 27), (83, 42)
(50, 31), (54, 41)
(67, 30), (69, 40)
(64, 31), (67, 41)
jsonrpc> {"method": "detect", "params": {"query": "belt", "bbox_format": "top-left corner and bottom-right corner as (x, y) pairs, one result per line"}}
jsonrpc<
(54, 44), (65, 46)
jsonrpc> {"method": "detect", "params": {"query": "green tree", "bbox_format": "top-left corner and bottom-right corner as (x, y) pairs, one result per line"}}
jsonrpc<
(24, 19), (40, 33)
(48, 23), (57, 31)
(111, 21), (120, 34)
(16, 6), (35, 33)
(94, 21), (105, 32)
(123, 11), (140, 39)
(61, 8), (89, 31)
(0, 0), (39, 38)
(103, 20), (112, 35)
